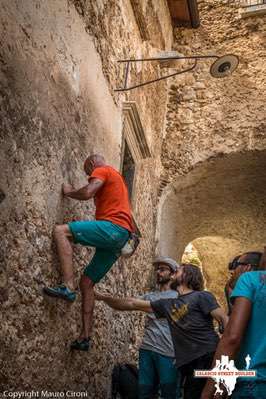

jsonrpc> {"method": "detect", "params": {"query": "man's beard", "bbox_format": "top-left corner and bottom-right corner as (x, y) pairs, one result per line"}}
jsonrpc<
(157, 276), (171, 285)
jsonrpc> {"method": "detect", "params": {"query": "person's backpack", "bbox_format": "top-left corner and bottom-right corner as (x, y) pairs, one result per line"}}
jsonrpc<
(111, 363), (138, 399)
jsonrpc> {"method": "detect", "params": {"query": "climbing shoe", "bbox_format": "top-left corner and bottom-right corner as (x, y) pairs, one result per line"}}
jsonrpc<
(70, 338), (90, 352)
(43, 284), (76, 302)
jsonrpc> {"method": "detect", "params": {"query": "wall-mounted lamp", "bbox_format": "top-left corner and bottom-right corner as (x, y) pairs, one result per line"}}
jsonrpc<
(114, 54), (239, 92)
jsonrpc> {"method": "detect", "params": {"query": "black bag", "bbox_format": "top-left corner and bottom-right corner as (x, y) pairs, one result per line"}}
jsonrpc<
(112, 363), (138, 399)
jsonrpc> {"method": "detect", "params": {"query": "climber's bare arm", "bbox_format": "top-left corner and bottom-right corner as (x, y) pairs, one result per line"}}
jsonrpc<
(62, 178), (104, 201)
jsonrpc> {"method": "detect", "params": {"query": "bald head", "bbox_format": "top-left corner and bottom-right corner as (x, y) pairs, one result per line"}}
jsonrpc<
(88, 154), (105, 164)
(84, 154), (106, 175)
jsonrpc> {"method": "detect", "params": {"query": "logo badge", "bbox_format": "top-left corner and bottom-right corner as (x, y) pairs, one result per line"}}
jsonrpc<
(194, 355), (256, 395)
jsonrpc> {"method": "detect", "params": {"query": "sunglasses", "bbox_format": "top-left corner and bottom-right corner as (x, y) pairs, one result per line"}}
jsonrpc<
(235, 262), (250, 267)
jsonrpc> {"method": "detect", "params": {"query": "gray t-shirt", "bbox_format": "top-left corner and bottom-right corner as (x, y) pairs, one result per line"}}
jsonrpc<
(140, 290), (178, 358)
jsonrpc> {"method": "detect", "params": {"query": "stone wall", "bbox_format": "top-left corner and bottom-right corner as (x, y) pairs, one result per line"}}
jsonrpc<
(162, 0), (265, 180)
(0, 0), (172, 395)
(1, 0), (265, 393)
(157, 0), (266, 304)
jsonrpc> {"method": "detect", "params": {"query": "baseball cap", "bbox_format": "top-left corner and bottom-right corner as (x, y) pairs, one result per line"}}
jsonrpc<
(153, 256), (180, 272)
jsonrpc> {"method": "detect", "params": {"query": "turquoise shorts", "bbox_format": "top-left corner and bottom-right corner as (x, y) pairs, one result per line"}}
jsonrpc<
(68, 220), (130, 283)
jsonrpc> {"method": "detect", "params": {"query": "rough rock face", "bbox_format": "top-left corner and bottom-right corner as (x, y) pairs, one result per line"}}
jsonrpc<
(157, 0), (266, 300)
(0, 0), (172, 395)
(1, 0), (265, 395)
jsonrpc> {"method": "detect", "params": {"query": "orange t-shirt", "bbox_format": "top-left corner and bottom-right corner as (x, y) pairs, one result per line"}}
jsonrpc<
(89, 166), (134, 232)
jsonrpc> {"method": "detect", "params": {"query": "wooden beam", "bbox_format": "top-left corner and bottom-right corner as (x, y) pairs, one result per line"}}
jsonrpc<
(187, 0), (200, 28)
(167, 0), (200, 28)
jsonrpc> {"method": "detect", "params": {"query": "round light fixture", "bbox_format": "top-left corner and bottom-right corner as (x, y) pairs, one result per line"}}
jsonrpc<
(210, 54), (239, 78)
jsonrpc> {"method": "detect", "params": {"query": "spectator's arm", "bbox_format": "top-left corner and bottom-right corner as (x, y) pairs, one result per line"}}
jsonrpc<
(210, 307), (229, 333)
(62, 178), (104, 200)
(95, 291), (152, 313)
(200, 296), (252, 399)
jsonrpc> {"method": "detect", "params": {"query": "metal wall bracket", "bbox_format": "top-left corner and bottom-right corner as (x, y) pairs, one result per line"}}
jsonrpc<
(114, 55), (219, 92)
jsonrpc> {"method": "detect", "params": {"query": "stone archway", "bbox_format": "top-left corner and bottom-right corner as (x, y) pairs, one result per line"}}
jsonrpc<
(156, 149), (266, 272)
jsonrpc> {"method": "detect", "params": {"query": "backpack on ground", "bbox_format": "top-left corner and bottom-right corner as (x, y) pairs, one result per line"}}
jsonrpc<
(111, 363), (138, 399)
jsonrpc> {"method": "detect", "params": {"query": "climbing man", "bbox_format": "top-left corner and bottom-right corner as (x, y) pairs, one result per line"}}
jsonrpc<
(96, 263), (228, 399)
(43, 154), (134, 351)
(96, 256), (181, 399)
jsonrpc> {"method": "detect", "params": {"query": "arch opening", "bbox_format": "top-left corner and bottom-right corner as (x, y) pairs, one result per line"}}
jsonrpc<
(157, 150), (266, 306)
(181, 236), (244, 308)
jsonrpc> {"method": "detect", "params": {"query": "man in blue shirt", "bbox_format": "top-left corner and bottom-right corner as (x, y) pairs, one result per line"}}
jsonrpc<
(201, 249), (266, 399)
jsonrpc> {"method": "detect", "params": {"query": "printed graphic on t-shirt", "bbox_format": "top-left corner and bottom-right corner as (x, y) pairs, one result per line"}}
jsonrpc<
(170, 303), (188, 322)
